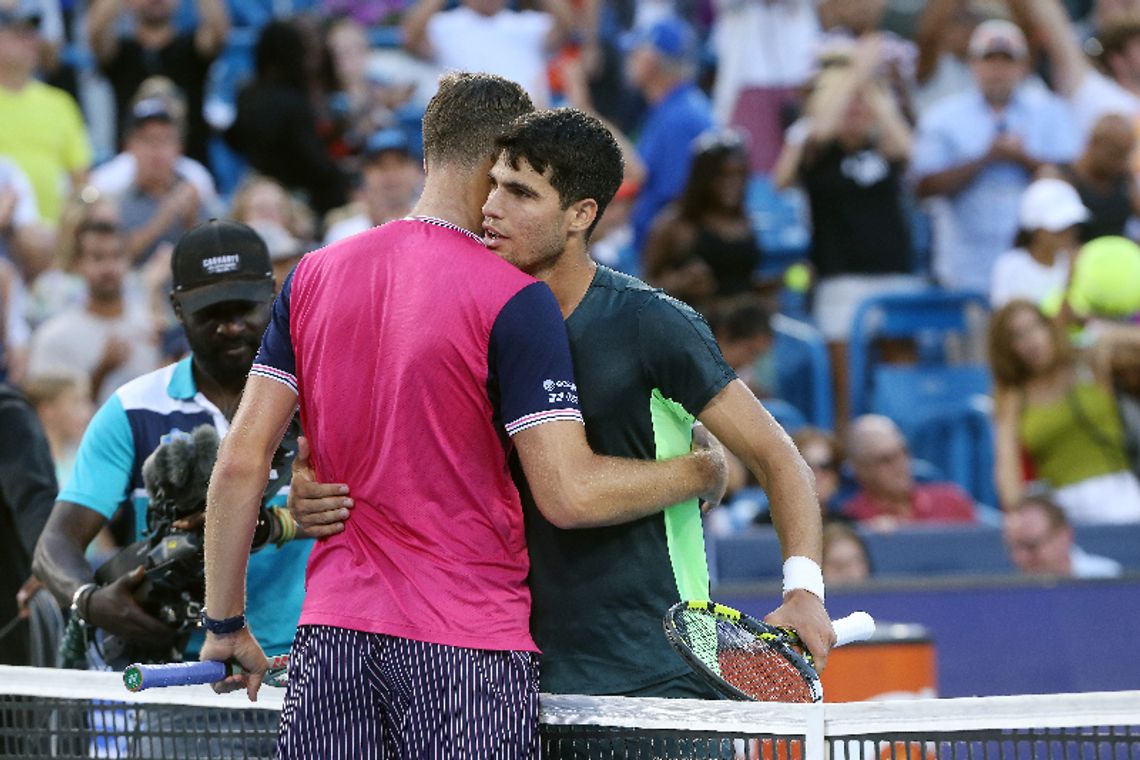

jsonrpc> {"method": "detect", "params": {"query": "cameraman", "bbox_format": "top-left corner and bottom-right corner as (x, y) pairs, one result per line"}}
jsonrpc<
(33, 219), (311, 668)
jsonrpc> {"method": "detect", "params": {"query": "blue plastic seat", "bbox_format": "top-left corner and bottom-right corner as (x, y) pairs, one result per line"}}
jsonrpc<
(771, 314), (833, 430)
(746, 175), (810, 274)
(847, 288), (990, 418)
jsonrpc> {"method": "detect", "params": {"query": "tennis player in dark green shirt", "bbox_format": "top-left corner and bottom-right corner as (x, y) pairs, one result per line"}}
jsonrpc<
(289, 108), (835, 698)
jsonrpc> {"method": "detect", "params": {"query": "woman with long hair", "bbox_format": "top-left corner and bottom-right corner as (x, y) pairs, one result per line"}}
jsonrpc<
(642, 128), (764, 312)
(225, 19), (347, 216)
(988, 299), (1140, 524)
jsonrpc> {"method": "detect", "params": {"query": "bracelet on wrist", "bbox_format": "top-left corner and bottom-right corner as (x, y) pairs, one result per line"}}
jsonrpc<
(70, 582), (98, 624)
(782, 556), (825, 603)
(200, 611), (247, 635)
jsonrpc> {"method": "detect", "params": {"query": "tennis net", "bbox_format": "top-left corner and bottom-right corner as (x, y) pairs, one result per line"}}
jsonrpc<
(1, 665), (1137, 759)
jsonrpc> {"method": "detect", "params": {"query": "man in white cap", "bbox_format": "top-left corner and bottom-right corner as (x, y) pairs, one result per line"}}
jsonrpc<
(911, 19), (1080, 293)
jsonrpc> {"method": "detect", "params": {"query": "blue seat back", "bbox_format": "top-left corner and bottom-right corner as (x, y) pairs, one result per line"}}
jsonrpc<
(847, 288), (989, 417)
(772, 314), (833, 430)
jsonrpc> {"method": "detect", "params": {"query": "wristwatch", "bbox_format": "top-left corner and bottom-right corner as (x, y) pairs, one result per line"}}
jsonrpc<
(200, 611), (247, 635)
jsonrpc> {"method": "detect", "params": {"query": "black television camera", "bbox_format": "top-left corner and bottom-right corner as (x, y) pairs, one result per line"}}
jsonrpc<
(92, 418), (299, 663)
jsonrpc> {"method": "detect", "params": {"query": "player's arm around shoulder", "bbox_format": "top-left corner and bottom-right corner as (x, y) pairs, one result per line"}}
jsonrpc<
(697, 381), (835, 669)
(513, 419), (726, 529)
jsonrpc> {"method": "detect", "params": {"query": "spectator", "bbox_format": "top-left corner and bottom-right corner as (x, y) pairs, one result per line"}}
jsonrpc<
(402, 0), (573, 109)
(0, 156), (39, 264)
(1017, 0), (1140, 148)
(822, 521), (872, 584)
(0, 256), (31, 383)
(817, 0), (918, 121)
(115, 97), (210, 265)
(643, 129), (764, 310)
(321, 16), (419, 163)
(990, 177), (1089, 308)
(0, 0), (91, 224)
(87, 0), (229, 166)
(1061, 113), (1140, 242)
(709, 0), (821, 174)
(1003, 493), (1123, 578)
(842, 414), (977, 527)
(323, 127), (422, 245)
(226, 19), (348, 218)
(913, 0), (985, 115)
(0, 380), (57, 666)
(793, 426), (844, 516)
(708, 296), (777, 400)
(988, 299), (1140, 523)
(624, 16), (715, 256)
(26, 195), (162, 404)
(228, 174), (314, 243)
(22, 371), (93, 489)
(89, 76), (220, 212)
(911, 19), (1080, 293)
(32, 219), (311, 676)
(774, 37), (923, 424)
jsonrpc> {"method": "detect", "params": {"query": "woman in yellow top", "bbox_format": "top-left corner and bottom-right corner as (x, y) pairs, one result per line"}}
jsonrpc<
(988, 299), (1140, 524)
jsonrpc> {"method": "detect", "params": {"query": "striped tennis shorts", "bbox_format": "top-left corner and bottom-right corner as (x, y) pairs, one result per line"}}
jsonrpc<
(275, 625), (540, 759)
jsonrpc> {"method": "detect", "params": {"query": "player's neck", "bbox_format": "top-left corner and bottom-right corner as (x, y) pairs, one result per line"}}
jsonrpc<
(412, 170), (487, 236)
(543, 244), (596, 320)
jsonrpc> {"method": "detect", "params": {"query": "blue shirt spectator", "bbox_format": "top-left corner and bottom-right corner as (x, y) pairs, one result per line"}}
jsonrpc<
(624, 17), (715, 255)
(911, 20), (1080, 293)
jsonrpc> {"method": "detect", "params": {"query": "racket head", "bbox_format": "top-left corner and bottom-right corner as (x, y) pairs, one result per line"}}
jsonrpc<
(663, 600), (822, 703)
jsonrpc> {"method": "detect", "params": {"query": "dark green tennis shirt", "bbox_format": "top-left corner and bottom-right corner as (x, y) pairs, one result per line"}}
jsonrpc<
(523, 265), (736, 695)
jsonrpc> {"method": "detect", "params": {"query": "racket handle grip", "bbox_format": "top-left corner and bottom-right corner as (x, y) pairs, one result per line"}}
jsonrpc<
(833, 611), (875, 647)
(123, 660), (230, 692)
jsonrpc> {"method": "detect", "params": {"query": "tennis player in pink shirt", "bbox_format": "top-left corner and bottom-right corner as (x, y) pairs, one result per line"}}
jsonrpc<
(199, 73), (726, 759)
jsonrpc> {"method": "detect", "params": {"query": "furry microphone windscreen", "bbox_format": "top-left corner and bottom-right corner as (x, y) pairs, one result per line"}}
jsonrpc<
(142, 425), (220, 514)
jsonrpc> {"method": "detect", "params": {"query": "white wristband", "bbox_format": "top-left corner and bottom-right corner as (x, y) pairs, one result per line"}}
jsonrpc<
(782, 556), (825, 602)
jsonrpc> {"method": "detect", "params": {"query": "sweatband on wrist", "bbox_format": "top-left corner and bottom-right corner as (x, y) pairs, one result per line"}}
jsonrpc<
(782, 556), (825, 602)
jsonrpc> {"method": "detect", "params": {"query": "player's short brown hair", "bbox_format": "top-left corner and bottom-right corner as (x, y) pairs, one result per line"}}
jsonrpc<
(421, 72), (534, 171)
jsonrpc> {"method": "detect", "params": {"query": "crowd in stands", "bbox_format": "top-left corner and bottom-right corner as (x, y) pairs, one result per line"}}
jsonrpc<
(3, 0), (1140, 611)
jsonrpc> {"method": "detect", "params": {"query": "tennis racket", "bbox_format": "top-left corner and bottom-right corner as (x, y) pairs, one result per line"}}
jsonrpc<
(664, 601), (875, 703)
(122, 654), (290, 692)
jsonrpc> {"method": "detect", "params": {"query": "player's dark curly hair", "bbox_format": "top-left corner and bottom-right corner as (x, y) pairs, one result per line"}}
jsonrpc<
(495, 108), (624, 241)
(421, 72), (534, 170)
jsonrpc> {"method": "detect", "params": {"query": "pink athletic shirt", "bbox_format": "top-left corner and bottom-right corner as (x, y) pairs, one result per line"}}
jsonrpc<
(252, 217), (583, 651)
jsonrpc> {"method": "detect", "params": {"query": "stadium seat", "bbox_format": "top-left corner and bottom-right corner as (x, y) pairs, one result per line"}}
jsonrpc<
(710, 524), (1020, 584)
(847, 288), (990, 418)
(746, 175), (810, 275)
(772, 314), (833, 430)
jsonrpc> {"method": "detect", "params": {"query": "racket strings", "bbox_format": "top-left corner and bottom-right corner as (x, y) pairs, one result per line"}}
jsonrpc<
(676, 611), (816, 703)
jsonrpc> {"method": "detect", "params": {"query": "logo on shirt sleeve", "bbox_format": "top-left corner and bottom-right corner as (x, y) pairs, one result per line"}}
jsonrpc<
(543, 378), (578, 405)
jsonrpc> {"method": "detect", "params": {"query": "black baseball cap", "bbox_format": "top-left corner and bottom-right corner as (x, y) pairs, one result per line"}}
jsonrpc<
(171, 219), (275, 315)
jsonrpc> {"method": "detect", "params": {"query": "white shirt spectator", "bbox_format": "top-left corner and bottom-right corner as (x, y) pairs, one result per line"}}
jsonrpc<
(989, 248), (1070, 308)
(27, 302), (161, 405)
(89, 153), (220, 212)
(710, 0), (820, 124)
(426, 6), (554, 107)
(323, 214), (373, 246)
(1071, 545), (1123, 579)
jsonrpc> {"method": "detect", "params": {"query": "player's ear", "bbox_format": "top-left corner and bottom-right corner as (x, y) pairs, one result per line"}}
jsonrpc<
(567, 198), (597, 235)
